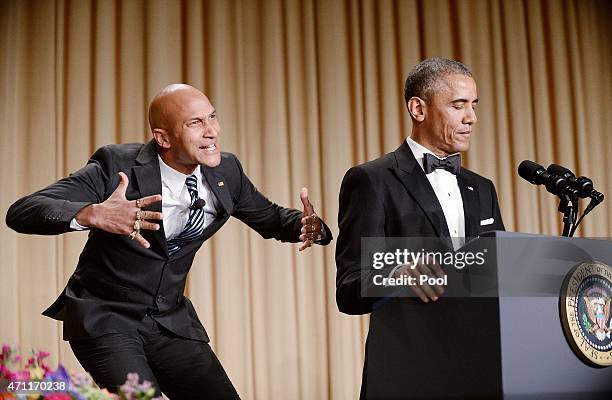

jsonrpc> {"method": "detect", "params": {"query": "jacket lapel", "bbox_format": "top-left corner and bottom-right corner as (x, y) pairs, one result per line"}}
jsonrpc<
(391, 142), (451, 239)
(132, 140), (168, 256)
(201, 166), (234, 217)
(457, 171), (480, 239)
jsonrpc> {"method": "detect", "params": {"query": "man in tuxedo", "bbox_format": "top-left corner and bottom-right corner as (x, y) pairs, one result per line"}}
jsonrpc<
(6, 84), (332, 399)
(336, 58), (505, 399)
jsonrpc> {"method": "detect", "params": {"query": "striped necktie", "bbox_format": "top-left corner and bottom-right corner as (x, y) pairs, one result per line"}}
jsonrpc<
(167, 175), (205, 255)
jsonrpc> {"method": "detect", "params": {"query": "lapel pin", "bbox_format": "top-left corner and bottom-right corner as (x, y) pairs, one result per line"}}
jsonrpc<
(467, 186), (474, 191)
(218, 181), (225, 187)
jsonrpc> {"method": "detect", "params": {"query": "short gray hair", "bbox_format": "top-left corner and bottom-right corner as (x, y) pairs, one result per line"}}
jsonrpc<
(404, 58), (472, 105)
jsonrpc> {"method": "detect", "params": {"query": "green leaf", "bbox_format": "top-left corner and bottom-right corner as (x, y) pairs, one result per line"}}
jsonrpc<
(582, 313), (592, 330)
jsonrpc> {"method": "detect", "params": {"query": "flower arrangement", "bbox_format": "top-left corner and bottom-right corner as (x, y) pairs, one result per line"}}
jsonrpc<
(0, 345), (161, 400)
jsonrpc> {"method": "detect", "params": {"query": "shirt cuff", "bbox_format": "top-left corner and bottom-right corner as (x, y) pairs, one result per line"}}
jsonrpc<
(70, 218), (89, 231)
(388, 262), (416, 278)
(388, 264), (404, 278)
(314, 227), (327, 244)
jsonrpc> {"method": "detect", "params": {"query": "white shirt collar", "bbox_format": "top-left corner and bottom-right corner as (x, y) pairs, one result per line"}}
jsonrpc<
(405, 137), (460, 172)
(157, 155), (202, 196)
(406, 137), (435, 171)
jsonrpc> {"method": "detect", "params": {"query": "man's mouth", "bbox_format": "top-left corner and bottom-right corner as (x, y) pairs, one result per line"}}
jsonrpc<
(199, 143), (217, 152)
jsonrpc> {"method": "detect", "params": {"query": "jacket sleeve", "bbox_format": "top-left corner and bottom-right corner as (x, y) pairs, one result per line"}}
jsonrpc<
(6, 146), (113, 235)
(488, 179), (505, 231)
(335, 166), (386, 315)
(230, 155), (332, 245)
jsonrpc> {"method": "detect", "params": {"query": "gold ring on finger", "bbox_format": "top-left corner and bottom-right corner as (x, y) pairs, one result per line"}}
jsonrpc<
(136, 199), (143, 208)
(136, 209), (143, 221)
(129, 230), (138, 240)
(133, 220), (141, 231)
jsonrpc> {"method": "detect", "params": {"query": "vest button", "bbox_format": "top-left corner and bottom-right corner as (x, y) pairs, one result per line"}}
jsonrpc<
(156, 295), (166, 303)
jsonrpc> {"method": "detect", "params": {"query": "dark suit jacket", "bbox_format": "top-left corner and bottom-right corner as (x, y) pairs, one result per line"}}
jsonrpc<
(336, 141), (505, 399)
(6, 140), (332, 342)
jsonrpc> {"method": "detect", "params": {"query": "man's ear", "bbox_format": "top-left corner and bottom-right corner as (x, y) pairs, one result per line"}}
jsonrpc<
(152, 128), (171, 149)
(408, 97), (426, 122)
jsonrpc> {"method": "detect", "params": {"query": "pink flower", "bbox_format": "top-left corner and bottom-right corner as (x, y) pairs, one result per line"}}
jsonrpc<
(8, 370), (31, 380)
(43, 394), (72, 400)
(36, 351), (51, 360)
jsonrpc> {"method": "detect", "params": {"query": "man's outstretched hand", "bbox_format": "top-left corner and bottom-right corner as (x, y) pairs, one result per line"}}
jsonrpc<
(299, 187), (323, 252)
(75, 172), (163, 248)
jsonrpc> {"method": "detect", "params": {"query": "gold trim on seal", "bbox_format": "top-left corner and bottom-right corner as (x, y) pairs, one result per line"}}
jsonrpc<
(560, 261), (612, 368)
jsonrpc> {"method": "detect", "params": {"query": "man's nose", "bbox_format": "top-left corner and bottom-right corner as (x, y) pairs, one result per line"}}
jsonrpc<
(203, 121), (218, 136)
(464, 107), (477, 125)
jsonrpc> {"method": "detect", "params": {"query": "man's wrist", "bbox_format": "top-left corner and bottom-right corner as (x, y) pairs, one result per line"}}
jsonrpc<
(75, 203), (97, 228)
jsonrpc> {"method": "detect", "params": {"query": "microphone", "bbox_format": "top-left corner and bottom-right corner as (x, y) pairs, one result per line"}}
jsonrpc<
(518, 160), (572, 196)
(546, 164), (604, 202)
(518, 160), (605, 237)
(190, 198), (206, 210)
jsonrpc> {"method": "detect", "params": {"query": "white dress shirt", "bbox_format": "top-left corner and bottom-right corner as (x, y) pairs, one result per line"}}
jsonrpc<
(407, 137), (465, 250)
(158, 156), (218, 240)
(70, 156), (218, 240)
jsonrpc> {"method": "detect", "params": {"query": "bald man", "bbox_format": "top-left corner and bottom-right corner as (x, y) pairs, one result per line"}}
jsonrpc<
(6, 84), (332, 399)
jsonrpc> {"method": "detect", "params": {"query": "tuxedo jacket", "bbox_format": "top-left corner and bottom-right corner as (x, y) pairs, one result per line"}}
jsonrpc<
(6, 140), (332, 342)
(335, 141), (505, 399)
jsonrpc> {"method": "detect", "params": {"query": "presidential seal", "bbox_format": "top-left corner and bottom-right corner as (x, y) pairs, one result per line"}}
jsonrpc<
(560, 261), (612, 367)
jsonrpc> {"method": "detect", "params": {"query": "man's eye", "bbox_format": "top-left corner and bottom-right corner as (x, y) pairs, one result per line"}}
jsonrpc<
(190, 120), (202, 126)
(210, 113), (216, 119)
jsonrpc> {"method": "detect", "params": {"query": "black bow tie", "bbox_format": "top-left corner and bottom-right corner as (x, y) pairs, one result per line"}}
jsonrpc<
(423, 153), (461, 175)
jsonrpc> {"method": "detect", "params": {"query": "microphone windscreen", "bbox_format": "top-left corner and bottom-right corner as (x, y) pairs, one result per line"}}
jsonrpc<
(518, 160), (544, 183)
(547, 163), (573, 177)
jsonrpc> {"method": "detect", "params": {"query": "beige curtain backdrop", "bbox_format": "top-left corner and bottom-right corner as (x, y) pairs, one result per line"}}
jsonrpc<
(1, 0), (611, 398)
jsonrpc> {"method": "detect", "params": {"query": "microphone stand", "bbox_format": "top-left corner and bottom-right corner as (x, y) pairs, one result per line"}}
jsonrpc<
(557, 193), (578, 237)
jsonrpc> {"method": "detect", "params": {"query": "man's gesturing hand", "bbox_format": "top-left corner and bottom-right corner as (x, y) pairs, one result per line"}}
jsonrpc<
(299, 187), (323, 252)
(393, 262), (446, 303)
(75, 172), (163, 248)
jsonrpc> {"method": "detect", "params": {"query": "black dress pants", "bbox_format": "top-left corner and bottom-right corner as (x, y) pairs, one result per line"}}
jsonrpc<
(68, 315), (240, 399)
